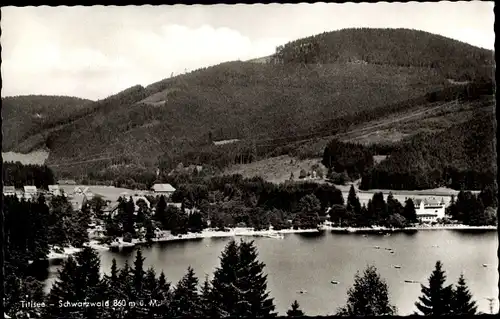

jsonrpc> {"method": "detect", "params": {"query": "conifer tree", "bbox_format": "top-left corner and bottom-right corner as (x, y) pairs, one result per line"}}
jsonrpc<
(171, 267), (201, 317)
(103, 258), (120, 300)
(132, 249), (146, 299)
(210, 240), (240, 317)
(45, 257), (79, 318)
(287, 300), (304, 317)
(118, 260), (134, 300)
(200, 274), (214, 317)
(74, 247), (101, 299)
(155, 195), (168, 229)
(155, 271), (173, 317)
(74, 247), (103, 319)
(145, 219), (156, 246)
(346, 185), (361, 214)
(337, 265), (396, 316)
(451, 274), (478, 315)
(415, 261), (453, 316)
(404, 198), (418, 223)
(236, 240), (276, 317)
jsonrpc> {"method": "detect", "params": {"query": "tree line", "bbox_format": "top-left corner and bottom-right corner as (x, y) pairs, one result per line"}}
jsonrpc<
(271, 28), (493, 82)
(2, 162), (55, 189)
(3, 194), (91, 318)
(360, 108), (495, 191)
(6, 240), (485, 318)
(102, 175), (497, 246)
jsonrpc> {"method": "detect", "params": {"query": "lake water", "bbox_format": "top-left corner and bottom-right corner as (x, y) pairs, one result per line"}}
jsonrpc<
(43, 230), (499, 316)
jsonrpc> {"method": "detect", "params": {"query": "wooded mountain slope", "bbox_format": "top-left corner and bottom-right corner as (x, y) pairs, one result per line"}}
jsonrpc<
(2, 95), (92, 150)
(360, 107), (496, 190)
(2, 28), (494, 180)
(272, 28), (493, 81)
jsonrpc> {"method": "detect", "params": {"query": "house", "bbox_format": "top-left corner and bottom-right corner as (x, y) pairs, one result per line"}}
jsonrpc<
(48, 185), (61, 196)
(58, 179), (76, 185)
(3, 186), (16, 197)
(70, 193), (87, 211)
(414, 197), (446, 223)
(15, 190), (24, 201)
(23, 186), (38, 200)
(152, 183), (176, 198)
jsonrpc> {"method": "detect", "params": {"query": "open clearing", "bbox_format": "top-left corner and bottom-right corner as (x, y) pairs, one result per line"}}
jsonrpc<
(222, 155), (327, 184)
(2, 150), (50, 165)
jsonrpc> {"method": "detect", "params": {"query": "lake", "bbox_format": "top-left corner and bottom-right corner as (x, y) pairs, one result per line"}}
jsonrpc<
(42, 230), (499, 316)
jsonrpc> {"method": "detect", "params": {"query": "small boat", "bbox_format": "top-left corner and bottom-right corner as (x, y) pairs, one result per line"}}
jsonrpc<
(374, 246), (380, 249)
(483, 264), (488, 268)
(298, 290), (307, 294)
(393, 265), (402, 269)
(404, 280), (419, 284)
(385, 248), (392, 251)
(264, 233), (284, 239)
(331, 280), (340, 285)
(390, 251), (395, 254)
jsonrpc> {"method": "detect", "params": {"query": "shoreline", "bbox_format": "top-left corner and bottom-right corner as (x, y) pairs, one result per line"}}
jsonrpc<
(321, 224), (497, 233)
(46, 224), (497, 261)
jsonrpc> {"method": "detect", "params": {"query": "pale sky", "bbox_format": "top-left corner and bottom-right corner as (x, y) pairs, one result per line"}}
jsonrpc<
(1, 2), (495, 100)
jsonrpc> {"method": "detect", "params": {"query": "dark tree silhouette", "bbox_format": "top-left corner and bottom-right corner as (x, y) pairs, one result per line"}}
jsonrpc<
(287, 300), (305, 317)
(415, 261), (453, 316)
(337, 265), (396, 316)
(451, 274), (478, 315)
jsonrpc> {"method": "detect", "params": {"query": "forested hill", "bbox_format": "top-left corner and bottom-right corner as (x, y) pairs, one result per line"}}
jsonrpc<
(3, 28), (494, 181)
(2, 95), (93, 150)
(360, 107), (496, 191)
(271, 28), (493, 82)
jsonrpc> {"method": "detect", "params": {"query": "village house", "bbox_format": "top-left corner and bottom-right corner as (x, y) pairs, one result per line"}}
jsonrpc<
(151, 183), (176, 199)
(23, 186), (38, 200)
(103, 196), (152, 217)
(48, 185), (61, 196)
(70, 193), (87, 211)
(414, 197), (446, 223)
(57, 179), (76, 185)
(3, 186), (16, 197)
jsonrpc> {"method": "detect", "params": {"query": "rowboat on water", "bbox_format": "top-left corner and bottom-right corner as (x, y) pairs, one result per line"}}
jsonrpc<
(331, 280), (340, 284)
(393, 265), (402, 269)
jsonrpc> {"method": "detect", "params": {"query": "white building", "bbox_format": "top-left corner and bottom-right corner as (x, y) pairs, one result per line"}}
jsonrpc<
(23, 186), (38, 200)
(152, 183), (176, 199)
(3, 186), (16, 197)
(414, 197), (446, 223)
(48, 185), (61, 196)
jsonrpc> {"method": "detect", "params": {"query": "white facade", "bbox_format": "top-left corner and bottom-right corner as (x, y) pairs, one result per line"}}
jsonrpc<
(3, 186), (16, 197)
(414, 197), (446, 223)
(48, 185), (61, 196)
(152, 183), (176, 198)
(23, 186), (38, 200)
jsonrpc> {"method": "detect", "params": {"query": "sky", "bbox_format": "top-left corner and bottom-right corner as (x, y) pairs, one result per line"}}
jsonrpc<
(1, 2), (495, 100)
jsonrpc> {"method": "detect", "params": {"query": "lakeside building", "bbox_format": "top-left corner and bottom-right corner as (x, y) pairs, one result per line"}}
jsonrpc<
(3, 186), (16, 197)
(48, 185), (61, 196)
(23, 186), (38, 200)
(414, 197), (446, 223)
(152, 183), (176, 199)
(58, 179), (76, 185)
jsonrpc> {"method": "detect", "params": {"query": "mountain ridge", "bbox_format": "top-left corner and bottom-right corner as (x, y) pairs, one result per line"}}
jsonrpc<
(2, 28), (494, 181)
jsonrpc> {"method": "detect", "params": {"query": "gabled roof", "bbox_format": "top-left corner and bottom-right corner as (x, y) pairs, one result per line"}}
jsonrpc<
(3, 186), (16, 193)
(24, 186), (37, 193)
(423, 197), (442, 206)
(48, 185), (60, 191)
(152, 183), (176, 192)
